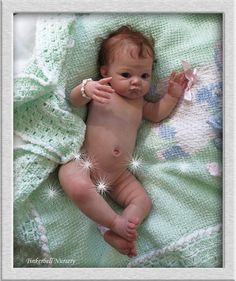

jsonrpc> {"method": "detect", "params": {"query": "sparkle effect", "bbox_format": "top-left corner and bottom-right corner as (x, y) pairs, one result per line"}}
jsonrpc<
(95, 178), (110, 196)
(81, 158), (93, 171)
(129, 156), (143, 174)
(73, 152), (82, 161)
(42, 185), (61, 204)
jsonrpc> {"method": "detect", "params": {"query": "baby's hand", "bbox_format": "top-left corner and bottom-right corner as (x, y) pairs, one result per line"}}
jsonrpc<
(167, 71), (188, 99)
(85, 77), (114, 104)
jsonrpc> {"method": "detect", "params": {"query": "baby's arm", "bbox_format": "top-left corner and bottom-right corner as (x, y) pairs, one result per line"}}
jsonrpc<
(70, 77), (114, 107)
(143, 71), (188, 123)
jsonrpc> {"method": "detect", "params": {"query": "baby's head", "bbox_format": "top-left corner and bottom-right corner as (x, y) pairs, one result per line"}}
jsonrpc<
(97, 26), (155, 99)
(97, 25), (155, 70)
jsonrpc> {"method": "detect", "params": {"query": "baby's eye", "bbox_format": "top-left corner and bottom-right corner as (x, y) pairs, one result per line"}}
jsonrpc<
(141, 73), (150, 79)
(121, 72), (131, 78)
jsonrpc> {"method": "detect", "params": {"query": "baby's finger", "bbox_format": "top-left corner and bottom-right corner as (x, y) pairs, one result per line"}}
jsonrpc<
(98, 84), (115, 93)
(96, 91), (112, 99)
(179, 73), (186, 83)
(92, 94), (110, 104)
(99, 77), (113, 85)
(181, 74), (189, 86)
(170, 71), (176, 80)
(183, 80), (188, 89)
(175, 73), (185, 84)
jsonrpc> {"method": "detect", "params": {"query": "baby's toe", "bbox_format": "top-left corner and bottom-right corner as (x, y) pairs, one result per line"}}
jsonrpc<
(128, 217), (139, 226)
(127, 242), (137, 257)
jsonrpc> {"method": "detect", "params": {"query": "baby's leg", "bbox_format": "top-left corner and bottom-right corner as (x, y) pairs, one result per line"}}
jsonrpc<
(110, 170), (152, 233)
(98, 171), (152, 257)
(59, 160), (119, 230)
(102, 171), (152, 247)
(59, 161), (139, 241)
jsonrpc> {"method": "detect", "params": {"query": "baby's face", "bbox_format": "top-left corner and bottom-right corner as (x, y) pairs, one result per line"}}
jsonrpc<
(100, 45), (153, 99)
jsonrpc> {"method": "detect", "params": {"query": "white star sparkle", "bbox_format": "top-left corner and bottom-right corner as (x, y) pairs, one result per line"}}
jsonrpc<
(129, 156), (143, 174)
(81, 158), (93, 171)
(73, 152), (82, 162)
(42, 185), (61, 205)
(95, 178), (110, 196)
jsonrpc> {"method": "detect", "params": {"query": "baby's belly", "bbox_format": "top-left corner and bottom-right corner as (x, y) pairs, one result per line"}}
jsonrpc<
(82, 130), (136, 183)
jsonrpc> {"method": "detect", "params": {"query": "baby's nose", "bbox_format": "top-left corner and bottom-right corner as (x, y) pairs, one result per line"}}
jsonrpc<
(131, 76), (141, 85)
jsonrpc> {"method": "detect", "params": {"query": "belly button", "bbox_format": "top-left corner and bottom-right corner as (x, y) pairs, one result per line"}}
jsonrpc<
(113, 146), (121, 157)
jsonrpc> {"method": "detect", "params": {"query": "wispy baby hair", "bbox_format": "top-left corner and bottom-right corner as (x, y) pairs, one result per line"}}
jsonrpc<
(97, 25), (155, 69)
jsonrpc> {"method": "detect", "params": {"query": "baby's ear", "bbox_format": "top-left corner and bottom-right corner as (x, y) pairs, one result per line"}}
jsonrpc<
(100, 66), (108, 77)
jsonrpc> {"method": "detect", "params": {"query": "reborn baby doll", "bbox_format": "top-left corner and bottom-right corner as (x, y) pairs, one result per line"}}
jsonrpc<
(59, 26), (188, 257)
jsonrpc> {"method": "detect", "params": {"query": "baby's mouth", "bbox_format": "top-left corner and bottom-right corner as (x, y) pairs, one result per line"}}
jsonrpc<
(130, 89), (141, 95)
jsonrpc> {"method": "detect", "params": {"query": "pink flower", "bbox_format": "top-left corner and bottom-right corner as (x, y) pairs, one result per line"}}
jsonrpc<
(207, 162), (222, 177)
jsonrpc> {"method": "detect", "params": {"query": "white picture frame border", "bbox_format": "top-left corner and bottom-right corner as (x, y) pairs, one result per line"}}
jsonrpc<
(1, 0), (235, 280)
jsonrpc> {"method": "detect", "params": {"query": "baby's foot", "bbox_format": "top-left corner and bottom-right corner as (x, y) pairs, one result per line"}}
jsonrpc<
(103, 230), (137, 257)
(111, 216), (139, 241)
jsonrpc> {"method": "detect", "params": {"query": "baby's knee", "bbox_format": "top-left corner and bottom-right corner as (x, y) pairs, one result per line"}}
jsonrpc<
(70, 180), (92, 202)
(131, 192), (152, 215)
(58, 165), (91, 202)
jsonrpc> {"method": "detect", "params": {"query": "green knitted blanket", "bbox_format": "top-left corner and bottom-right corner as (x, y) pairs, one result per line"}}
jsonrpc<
(14, 14), (222, 267)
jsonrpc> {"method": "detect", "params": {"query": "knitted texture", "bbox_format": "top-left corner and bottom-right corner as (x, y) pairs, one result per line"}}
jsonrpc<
(14, 14), (222, 267)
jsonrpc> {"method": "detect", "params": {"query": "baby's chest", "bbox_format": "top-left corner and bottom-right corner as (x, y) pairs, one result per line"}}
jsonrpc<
(91, 96), (143, 126)
(112, 99), (142, 125)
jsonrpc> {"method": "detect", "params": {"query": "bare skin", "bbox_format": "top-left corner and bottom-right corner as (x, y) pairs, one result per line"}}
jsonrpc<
(104, 230), (137, 257)
(59, 43), (188, 257)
